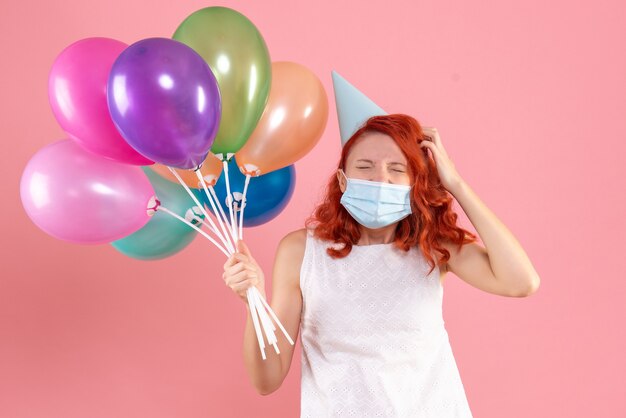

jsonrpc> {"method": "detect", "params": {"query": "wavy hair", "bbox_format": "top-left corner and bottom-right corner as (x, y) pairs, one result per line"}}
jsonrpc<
(305, 114), (478, 275)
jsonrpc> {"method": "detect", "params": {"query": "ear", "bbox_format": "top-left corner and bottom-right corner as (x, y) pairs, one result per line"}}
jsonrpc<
(336, 169), (347, 193)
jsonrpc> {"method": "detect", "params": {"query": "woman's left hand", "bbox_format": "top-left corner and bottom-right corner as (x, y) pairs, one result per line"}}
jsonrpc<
(420, 127), (464, 194)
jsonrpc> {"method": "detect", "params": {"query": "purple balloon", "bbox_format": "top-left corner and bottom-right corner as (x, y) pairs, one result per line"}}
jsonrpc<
(20, 140), (156, 244)
(107, 38), (221, 169)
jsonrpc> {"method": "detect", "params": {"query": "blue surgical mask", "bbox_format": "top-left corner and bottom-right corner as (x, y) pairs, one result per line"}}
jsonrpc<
(338, 169), (413, 229)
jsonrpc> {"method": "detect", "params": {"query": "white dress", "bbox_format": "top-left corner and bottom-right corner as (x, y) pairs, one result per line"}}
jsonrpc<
(299, 229), (473, 417)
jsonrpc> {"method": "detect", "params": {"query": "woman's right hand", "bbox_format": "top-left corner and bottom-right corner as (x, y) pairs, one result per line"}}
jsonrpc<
(222, 240), (266, 305)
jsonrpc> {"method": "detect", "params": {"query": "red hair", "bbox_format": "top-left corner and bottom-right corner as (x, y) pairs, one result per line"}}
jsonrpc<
(305, 114), (478, 275)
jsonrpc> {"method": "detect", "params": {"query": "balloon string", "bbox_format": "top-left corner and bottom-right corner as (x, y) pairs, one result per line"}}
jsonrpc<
(233, 202), (239, 237)
(157, 205), (230, 258)
(223, 161), (238, 245)
(247, 287), (267, 360)
(238, 174), (252, 241)
(204, 186), (237, 250)
(252, 287), (280, 354)
(255, 286), (295, 346)
(223, 161), (239, 245)
(167, 166), (234, 254)
(208, 185), (233, 243)
(197, 219), (219, 236)
(195, 169), (237, 253)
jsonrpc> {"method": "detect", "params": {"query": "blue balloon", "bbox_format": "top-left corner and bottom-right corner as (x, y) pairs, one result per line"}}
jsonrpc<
(204, 157), (295, 227)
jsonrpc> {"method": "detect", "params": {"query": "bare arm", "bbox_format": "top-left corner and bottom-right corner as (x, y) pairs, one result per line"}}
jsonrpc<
(223, 229), (306, 395)
(420, 127), (541, 297)
(442, 179), (541, 297)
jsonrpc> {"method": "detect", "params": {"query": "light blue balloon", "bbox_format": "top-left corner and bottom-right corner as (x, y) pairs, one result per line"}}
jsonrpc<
(111, 167), (205, 260)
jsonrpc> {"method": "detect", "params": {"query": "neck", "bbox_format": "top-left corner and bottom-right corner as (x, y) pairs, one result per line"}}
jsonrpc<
(356, 224), (397, 245)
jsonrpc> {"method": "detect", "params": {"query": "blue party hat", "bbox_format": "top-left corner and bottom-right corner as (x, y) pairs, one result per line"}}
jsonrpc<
(331, 70), (387, 146)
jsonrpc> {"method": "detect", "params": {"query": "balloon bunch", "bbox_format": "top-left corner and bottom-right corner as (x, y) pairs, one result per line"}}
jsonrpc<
(20, 6), (329, 360)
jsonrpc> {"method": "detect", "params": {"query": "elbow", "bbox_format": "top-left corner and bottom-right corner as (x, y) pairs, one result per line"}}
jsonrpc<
(256, 382), (281, 396)
(253, 373), (286, 396)
(511, 274), (541, 297)
(526, 274), (541, 296)
(258, 388), (275, 396)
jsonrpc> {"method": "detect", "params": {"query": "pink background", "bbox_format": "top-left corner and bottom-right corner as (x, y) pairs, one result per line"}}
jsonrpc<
(2, 0), (625, 417)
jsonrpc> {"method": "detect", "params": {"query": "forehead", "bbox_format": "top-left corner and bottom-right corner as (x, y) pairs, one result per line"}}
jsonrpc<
(345, 132), (407, 164)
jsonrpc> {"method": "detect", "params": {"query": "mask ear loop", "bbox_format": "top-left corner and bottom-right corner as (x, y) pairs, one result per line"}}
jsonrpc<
(338, 168), (347, 181)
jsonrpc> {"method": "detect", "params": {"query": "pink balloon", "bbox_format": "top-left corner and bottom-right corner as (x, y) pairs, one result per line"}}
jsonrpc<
(20, 140), (156, 244)
(48, 37), (153, 165)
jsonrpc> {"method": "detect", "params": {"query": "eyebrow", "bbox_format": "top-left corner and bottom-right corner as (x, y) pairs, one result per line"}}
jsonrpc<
(355, 159), (406, 166)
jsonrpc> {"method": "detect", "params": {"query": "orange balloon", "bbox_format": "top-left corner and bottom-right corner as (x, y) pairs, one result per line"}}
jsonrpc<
(235, 61), (329, 176)
(151, 152), (223, 188)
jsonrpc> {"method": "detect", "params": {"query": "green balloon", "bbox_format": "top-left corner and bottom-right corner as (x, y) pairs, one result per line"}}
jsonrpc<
(111, 167), (205, 260)
(173, 7), (271, 156)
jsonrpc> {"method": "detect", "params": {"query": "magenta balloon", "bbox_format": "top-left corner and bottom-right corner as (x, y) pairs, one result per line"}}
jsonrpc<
(107, 37), (221, 169)
(48, 37), (153, 165)
(20, 140), (156, 244)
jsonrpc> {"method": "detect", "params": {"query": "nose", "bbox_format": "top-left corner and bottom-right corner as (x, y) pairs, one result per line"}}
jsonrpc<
(370, 166), (391, 183)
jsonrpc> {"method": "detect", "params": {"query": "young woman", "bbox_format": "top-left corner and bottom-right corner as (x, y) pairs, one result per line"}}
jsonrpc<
(222, 114), (540, 416)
